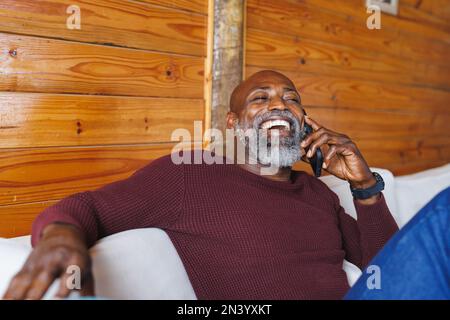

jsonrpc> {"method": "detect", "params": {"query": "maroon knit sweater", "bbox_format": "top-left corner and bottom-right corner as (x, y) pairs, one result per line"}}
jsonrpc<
(32, 151), (398, 299)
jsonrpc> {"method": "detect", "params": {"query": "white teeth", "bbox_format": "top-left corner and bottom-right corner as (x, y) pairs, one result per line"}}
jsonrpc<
(261, 119), (291, 130)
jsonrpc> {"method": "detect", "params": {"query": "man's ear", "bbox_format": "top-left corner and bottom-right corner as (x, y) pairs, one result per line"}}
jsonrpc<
(226, 112), (238, 129)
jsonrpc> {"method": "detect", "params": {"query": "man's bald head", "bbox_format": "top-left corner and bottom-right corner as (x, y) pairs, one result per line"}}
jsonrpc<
(230, 70), (297, 115)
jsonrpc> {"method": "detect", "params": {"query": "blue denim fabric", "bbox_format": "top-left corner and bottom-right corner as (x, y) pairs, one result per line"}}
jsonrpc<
(345, 187), (450, 300)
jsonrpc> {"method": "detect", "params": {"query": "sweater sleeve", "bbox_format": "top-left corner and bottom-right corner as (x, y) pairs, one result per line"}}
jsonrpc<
(31, 155), (184, 247)
(336, 193), (399, 269)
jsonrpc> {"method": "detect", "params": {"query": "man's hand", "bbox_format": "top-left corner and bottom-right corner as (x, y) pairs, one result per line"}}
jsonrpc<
(2, 223), (94, 300)
(301, 116), (379, 203)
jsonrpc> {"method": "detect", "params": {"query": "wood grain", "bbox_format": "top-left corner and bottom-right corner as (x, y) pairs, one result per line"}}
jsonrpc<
(401, 0), (450, 26)
(246, 28), (450, 90)
(0, 0), (206, 56)
(301, 0), (450, 43)
(0, 200), (56, 238)
(357, 137), (450, 168)
(304, 107), (449, 139)
(246, 66), (450, 114)
(0, 33), (204, 98)
(0, 93), (204, 148)
(0, 143), (194, 206)
(137, 0), (207, 15)
(246, 0), (450, 67)
(399, 0), (450, 33)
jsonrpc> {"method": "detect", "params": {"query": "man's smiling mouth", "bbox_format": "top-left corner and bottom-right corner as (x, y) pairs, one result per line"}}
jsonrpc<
(259, 118), (294, 138)
(260, 119), (291, 131)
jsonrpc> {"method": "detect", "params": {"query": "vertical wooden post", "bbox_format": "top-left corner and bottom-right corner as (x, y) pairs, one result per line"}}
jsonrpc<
(203, 0), (215, 148)
(210, 0), (245, 134)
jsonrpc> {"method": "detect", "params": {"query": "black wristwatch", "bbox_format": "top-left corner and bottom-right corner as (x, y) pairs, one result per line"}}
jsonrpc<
(350, 172), (385, 200)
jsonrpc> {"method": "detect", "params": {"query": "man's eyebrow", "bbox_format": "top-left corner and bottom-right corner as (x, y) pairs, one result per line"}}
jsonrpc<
(283, 87), (298, 93)
(246, 87), (270, 97)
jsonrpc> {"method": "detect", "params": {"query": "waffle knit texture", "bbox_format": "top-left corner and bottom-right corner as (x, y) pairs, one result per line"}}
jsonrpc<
(32, 151), (399, 299)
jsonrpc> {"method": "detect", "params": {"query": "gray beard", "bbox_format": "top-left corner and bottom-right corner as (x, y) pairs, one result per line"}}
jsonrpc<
(234, 110), (307, 168)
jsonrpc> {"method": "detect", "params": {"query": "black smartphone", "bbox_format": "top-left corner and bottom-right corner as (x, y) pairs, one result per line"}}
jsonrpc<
(302, 113), (323, 177)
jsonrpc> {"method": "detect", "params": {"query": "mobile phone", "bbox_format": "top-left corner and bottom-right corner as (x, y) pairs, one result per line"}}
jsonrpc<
(302, 113), (324, 177)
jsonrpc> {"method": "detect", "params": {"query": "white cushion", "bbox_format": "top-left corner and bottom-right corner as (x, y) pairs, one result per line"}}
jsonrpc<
(0, 229), (196, 300)
(90, 228), (196, 299)
(0, 238), (33, 298)
(394, 163), (450, 227)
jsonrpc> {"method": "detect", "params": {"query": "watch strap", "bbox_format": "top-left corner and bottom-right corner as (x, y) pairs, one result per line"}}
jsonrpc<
(350, 172), (385, 200)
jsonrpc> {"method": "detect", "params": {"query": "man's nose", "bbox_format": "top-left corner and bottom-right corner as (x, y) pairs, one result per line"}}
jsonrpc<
(268, 96), (287, 111)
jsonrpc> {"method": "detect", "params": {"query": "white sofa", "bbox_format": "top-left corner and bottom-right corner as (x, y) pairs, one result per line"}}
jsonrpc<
(1, 164), (449, 299)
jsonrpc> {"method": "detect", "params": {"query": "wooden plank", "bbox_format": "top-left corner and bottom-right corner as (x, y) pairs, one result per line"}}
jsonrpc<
(0, 200), (56, 238)
(0, 0), (206, 56)
(246, 66), (450, 114)
(137, 0), (207, 15)
(0, 93), (204, 148)
(300, 0), (450, 44)
(355, 135), (450, 154)
(305, 107), (449, 139)
(203, 0), (214, 146)
(0, 33), (204, 98)
(401, 0), (450, 25)
(0, 143), (189, 206)
(246, 28), (450, 90)
(211, 0), (245, 134)
(358, 138), (450, 168)
(400, 0), (450, 32)
(246, 0), (450, 67)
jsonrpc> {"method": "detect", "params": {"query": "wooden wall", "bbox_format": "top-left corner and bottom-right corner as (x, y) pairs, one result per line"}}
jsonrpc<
(0, 0), (208, 237)
(245, 0), (450, 175)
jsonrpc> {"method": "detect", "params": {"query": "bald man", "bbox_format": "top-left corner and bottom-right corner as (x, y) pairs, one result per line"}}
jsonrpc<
(4, 70), (398, 300)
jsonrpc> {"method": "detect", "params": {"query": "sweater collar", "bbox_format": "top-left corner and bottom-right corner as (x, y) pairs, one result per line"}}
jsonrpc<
(226, 162), (305, 191)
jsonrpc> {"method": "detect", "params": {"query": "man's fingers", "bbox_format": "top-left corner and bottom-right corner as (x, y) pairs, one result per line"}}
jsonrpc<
(305, 132), (342, 158)
(3, 271), (34, 300)
(24, 269), (59, 300)
(323, 145), (338, 165)
(54, 273), (72, 299)
(306, 134), (327, 158)
(80, 273), (95, 297)
(54, 268), (94, 299)
(304, 115), (322, 131)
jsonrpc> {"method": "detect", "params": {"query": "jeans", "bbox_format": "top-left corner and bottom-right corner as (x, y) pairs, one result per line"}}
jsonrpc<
(345, 187), (450, 300)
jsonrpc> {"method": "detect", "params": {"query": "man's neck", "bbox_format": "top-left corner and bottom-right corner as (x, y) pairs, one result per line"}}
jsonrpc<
(238, 162), (293, 182)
